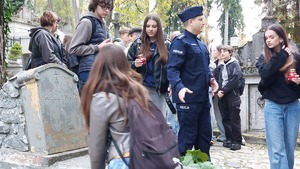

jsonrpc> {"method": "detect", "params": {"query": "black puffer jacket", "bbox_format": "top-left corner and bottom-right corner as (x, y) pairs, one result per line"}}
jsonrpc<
(127, 38), (170, 94)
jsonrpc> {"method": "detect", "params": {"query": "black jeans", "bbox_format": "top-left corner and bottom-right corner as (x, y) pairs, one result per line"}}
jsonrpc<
(218, 90), (242, 144)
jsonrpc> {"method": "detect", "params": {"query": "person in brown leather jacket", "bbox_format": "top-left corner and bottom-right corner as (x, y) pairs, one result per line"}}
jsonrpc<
(80, 44), (151, 169)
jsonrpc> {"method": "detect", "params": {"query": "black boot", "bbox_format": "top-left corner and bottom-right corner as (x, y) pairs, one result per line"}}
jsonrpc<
(230, 143), (241, 150)
(222, 140), (232, 148)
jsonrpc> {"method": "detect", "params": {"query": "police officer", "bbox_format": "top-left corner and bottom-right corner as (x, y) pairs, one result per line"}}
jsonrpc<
(167, 6), (218, 158)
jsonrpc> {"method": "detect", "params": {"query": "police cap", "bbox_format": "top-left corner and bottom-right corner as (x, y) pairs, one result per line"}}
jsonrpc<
(178, 6), (203, 23)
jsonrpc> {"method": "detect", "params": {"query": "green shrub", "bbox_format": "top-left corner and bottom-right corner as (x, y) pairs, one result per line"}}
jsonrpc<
(8, 42), (22, 61)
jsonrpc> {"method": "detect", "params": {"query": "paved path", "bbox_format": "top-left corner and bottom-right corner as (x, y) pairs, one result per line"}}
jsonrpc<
(210, 132), (300, 169)
(48, 132), (300, 169)
(211, 141), (300, 169)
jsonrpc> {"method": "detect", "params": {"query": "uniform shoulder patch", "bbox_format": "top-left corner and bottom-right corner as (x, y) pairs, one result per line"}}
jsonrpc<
(172, 49), (184, 55)
(177, 34), (185, 39)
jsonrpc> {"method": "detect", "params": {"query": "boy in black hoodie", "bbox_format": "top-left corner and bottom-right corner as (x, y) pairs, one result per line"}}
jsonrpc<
(216, 45), (243, 151)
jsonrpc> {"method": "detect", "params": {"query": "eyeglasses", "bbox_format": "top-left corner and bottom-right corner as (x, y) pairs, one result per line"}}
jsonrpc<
(98, 3), (111, 10)
(56, 18), (61, 23)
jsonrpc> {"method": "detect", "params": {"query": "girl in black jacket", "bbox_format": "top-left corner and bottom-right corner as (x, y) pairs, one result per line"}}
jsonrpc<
(256, 23), (300, 169)
(127, 13), (169, 116)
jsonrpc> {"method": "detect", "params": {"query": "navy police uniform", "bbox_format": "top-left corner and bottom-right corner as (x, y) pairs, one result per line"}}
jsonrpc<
(167, 6), (213, 157)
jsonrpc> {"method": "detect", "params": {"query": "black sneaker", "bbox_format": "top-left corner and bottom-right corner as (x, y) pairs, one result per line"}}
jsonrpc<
(230, 143), (241, 150)
(222, 140), (232, 148)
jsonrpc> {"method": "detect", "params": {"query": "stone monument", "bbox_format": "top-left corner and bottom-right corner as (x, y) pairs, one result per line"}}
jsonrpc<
(0, 64), (87, 168)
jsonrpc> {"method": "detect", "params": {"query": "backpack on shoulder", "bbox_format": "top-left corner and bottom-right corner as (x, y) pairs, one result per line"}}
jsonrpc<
(238, 73), (245, 95)
(114, 100), (181, 169)
(68, 16), (97, 76)
(128, 100), (180, 169)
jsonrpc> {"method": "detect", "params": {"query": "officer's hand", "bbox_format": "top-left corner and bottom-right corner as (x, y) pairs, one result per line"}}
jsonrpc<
(210, 78), (219, 93)
(218, 90), (224, 99)
(178, 88), (193, 103)
(134, 58), (143, 68)
(98, 39), (112, 50)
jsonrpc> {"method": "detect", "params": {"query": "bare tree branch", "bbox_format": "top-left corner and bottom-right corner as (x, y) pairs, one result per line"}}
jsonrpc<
(135, 0), (144, 13)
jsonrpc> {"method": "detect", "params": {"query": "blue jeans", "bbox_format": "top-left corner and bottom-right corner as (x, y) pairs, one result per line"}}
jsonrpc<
(78, 71), (89, 94)
(108, 158), (129, 169)
(166, 98), (179, 136)
(264, 99), (300, 169)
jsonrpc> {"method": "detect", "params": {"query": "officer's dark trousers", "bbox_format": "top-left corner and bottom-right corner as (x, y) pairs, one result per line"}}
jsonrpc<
(176, 101), (212, 157)
(218, 91), (242, 144)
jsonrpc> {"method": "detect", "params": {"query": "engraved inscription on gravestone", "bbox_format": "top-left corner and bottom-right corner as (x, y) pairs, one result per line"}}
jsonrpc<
(20, 65), (86, 154)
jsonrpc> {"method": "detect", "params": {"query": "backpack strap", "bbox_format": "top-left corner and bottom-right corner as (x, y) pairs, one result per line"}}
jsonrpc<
(80, 16), (96, 35)
(108, 132), (129, 167)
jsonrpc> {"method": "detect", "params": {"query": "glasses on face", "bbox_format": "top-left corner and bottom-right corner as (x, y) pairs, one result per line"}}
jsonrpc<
(98, 3), (111, 10)
(55, 18), (61, 23)
(221, 50), (229, 53)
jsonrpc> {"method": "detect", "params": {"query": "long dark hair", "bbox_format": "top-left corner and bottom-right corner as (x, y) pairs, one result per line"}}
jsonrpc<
(139, 13), (168, 64)
(81, 44), (150, 129)
(263, 24), (289, 63)
(263, 23), (295, 74)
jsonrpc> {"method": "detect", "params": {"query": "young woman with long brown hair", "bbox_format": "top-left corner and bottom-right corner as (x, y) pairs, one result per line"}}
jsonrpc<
(81, 44), (150, 169)
(127, 13), (169, 116)
(256, 23), (300, 169)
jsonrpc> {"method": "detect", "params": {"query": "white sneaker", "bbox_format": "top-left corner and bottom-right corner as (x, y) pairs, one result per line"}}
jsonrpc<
(242, 136), (246, 146)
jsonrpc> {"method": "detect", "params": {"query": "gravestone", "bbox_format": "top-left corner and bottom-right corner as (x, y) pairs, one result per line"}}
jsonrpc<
(13, 63), (86, 154)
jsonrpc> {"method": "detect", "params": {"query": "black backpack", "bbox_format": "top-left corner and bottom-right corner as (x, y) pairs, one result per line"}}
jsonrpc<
(238, 73), (245, 95)
(127, 100), (180, 169)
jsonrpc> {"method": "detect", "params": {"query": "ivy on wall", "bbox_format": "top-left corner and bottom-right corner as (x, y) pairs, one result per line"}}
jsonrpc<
(3, 0), (13, 42)
(3, 0), (25, 41)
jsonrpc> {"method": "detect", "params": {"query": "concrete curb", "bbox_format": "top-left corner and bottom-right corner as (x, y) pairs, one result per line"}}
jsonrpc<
(214, 130), (300, 146)
(0, 147), (88, 169)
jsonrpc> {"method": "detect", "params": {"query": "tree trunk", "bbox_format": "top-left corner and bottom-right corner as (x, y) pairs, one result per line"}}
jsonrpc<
(0, 0), (4, 85)
(224, 8), (229, 45)
(204, 0), (209, 45)
(72, 0), (80, 25)
(49, 0), (53, 11)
